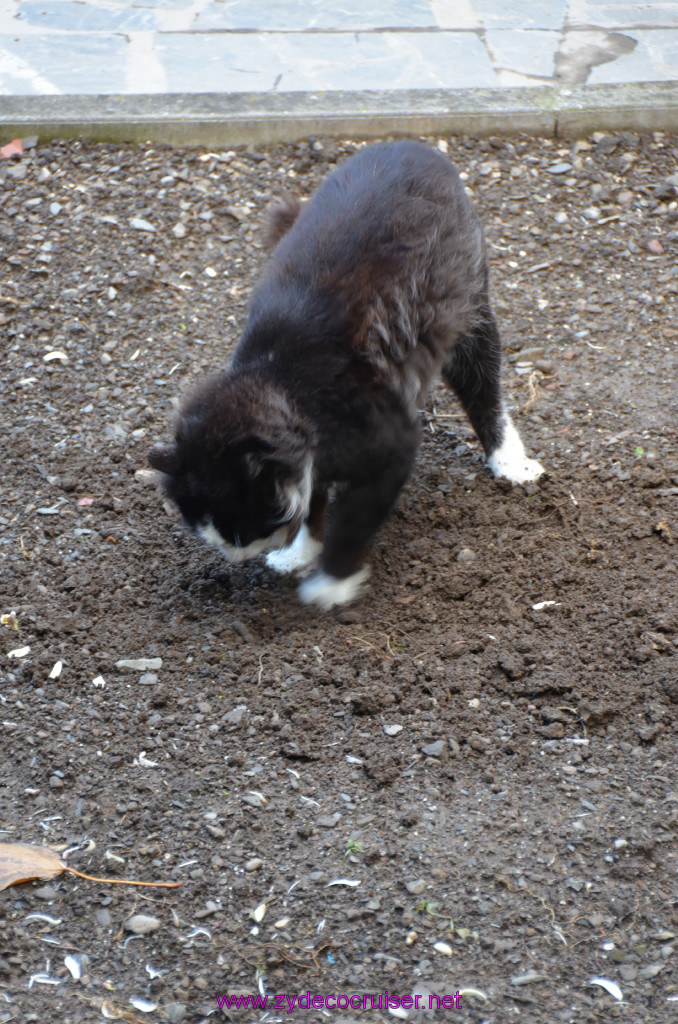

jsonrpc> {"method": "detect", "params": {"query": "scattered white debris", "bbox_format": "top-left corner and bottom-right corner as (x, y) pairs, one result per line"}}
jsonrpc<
(92, 676), (106, 688)
(384, 724), (403, 736)
(532, 601), (561, 611)
(48, 661), (63, 679)
(42, 350), (68, 363)
(388, 1007), (409, 1020)
(327, 879), (361, 887)
(64, 955), (82, 980)
(130, 999), (157, 1013)
(458, 988), (489, 1001)
(27, 972), (62, 989)
(273, 917), (290, 929)
(589, 977), (623, 1001)
(25, 913), (63, 926)
(204, 267), (217, 278)
(135, 751), (158, 768)
(433, 941), (453, 955)
(8, 646), (30, 659)
(251, 903), (266, 923)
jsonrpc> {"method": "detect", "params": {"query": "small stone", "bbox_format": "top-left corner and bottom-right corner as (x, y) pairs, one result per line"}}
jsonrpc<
(511, 971), (547, 985)
(317, 815), (340, 828)
(637, 963), (663, 980)
(619, 963), (637, 981)
(421, 739), (445, 758)
(244, 858), (264, 872)
(546, 162), (572, 174)
(164, 1003), (187, 1024)
(124, 914), (161, 935)
(467, 732), (490, 753)
(584, 206), (601, 220)
(405, 879), (426, 895)
(223, 705), (247, 725)
(171, 222), (186, 239)
(224, 205), (250, 221)
(457, 547), (476, 563)
(138, 673), (158, 686)
(129, 217), (156, 232)
(49, 202), (61, 215)
(49, 776), (64, 789)
(447, 736), (460, 756)
(542, 722), (565, 739)
(116, 658), (162, 672)
(95, 908), (112, 927)
(205, 824), (226, 839)
(647, 239), (664, 255)
(384, 724), (403, 737)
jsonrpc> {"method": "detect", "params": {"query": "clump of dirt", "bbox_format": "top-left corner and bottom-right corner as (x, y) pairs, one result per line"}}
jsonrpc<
(0, 131), (676, 1024)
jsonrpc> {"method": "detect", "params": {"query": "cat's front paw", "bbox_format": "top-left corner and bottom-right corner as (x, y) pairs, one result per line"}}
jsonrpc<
(298, 567), (370, 610)
(265, 524), (322, 574)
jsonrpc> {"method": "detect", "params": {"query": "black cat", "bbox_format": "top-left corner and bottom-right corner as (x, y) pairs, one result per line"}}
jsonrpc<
(149, 141), (543, 609)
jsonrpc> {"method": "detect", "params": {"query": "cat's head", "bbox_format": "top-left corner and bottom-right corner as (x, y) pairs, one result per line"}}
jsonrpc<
(149, 373), (312, 562)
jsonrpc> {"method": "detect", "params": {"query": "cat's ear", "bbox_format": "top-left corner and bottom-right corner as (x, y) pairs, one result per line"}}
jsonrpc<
(148, 443), (180, 476)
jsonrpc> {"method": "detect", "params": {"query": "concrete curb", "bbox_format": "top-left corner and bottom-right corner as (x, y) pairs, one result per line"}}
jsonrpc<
(2, 82), (678, 146)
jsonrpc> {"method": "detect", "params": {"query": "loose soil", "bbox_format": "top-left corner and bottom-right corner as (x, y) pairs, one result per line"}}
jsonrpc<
(1, 130), (677, 1024)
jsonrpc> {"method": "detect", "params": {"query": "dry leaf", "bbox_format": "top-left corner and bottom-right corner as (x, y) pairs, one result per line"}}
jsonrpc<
(0, 842), (64, 890)
(0, 841), (181, 890)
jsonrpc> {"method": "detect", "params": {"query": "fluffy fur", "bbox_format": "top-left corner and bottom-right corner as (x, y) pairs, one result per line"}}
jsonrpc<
(150, 141), (543, 608)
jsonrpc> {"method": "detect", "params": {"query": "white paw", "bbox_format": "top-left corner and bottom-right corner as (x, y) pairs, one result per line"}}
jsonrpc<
(298, 567), (370, 610)
(487, 413), (545, 484)
(265, 524), (322, 575)
(491, 454), (545, 484)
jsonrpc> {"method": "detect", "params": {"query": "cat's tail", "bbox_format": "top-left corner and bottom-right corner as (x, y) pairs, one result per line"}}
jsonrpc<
(261, 194), (303, 250)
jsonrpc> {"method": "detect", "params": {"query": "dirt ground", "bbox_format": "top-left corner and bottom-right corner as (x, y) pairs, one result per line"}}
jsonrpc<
(1, 129), (677, 1024)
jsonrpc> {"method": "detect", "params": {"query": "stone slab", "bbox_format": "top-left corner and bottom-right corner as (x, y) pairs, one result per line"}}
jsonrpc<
(1, 83), (677, 148)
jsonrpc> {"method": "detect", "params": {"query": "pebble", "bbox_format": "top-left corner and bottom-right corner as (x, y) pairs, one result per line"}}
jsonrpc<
(124, 914), (161, 935)
(164, 1003), (187, 1024)
(49, 202), (61, 215)
(405, 879), (426, 895)
(647, 239), (664, 255)
(619, 963), (638, 981)
(49, 775), (64, 789)
(171, 222), (186, 238)
(421, 739), (445, 758)
(129, 217), (156, 232)
(511, 971), (547, 985)
(583, 206), (601, 220)
(138, 673), (158, 686)
(116, 657), (162, 672)
(384, 724), (403, 737)
(637, 964), (663, 980)
(546, 162), (572, 174)
(244, 858), (264, 872)
(457, 547), (476, 563)
(223, 705), (247, 725)
(317, 815), (340, 828)
(467, 732), (490, 753)
(95, 908), (111, 927)
(447, 736), (460, 756)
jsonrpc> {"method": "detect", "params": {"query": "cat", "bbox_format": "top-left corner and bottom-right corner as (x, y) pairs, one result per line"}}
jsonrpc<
(149, 140), (543, 610)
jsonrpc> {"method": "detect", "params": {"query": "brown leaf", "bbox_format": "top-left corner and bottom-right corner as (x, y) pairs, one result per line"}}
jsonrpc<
(0, 842), (65, 890)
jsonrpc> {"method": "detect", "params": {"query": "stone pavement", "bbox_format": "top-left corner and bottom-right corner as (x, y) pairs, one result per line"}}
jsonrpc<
(1, 0), (678, 143)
